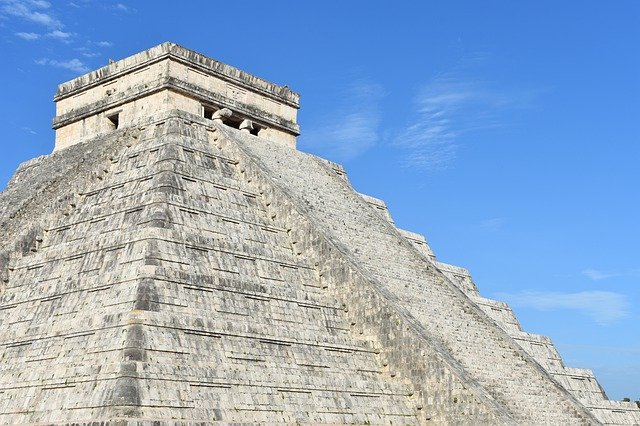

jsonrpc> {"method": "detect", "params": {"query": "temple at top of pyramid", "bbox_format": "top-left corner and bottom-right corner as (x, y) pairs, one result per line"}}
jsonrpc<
(1, 43), (639, 425)
(53, 42), (300, 151)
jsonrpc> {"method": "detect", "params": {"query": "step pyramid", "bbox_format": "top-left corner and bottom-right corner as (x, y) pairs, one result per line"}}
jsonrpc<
(1, 43), (638, 425)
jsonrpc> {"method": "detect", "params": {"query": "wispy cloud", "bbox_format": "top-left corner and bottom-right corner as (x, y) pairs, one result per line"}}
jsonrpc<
(393, 53), (539, 171)
(560, 342), (640, 356)
(94, 40), (113, 48)
(5, 1), (116, 54)
(497, 290), (631, 325)
(75, 45), (104, 58)
(15, 30), (73, 43)
(4, 1), (122, 76)
(22, 126), (37, 135)
(15, 31), (38, 40)
(1, 0), (61, 28)
(480, 217), (505, 231)
(301, 80), (384, 161)
(394, 76), (504, 170)
(582, 268), (621, 281)
(35, 57), (88, 73)
(46, 29), (72, 41)
(30, 0), (50, 7)
(581, 268), (640, 281)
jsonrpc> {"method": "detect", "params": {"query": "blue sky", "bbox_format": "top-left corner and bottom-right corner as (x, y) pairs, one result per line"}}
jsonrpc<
(0, 1), (638, 400)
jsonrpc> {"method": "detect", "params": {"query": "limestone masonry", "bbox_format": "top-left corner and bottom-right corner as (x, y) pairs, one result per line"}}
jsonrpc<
(0, 42), (638, 425)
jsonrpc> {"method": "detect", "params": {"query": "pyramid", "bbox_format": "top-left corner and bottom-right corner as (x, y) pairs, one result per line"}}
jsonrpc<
(0, 43), (638, 425)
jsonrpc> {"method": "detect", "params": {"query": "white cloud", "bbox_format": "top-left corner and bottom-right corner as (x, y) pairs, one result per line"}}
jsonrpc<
(301, 81), (384, 161)
(1, 0), (61, 28)
(115, 3), (127, 11)
(35, 57), (88, 73)
(497, 290), (631, 326)
(46, 29), (72, 41)
(29, 0), (50, 7)
(582, 268), (620, 281)
(75, 41), (113, 58)
(15, 31), (39, 40)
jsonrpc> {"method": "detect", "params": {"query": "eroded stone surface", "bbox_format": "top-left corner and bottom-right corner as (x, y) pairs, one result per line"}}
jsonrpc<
(1, 44), (639, 425)
(0, 116), (420, 424)
(53, 43), (299, 151)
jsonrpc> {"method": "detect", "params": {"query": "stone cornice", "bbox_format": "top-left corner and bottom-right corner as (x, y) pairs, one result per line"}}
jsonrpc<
(53, 42), (300, 108)
(52, 76), (300, 135)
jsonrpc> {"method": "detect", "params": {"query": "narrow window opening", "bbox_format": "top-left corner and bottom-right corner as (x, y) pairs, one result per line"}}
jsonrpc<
(202, 105), (215, 120)
(107, 113), (119, 129)
(223, 116), (242, 130)
(203, 105), (263, 137)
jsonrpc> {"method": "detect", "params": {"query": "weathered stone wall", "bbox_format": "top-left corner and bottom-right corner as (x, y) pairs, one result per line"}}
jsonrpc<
(0, 128), (145, 423)
(1, 112), (434, 424)
(0, 127), (139, 297)
(52, 43), (299, 150)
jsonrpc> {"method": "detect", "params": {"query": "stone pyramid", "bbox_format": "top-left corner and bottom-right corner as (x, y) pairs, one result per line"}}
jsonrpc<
(0, 43), (638, 425)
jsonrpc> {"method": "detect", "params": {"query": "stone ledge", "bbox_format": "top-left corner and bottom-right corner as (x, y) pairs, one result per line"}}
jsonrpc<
(54, 42), (300, 108)
(52, 77), (299, 136)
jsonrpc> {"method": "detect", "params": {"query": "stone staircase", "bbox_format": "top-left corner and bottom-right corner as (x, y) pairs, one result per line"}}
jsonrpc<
(431, 260), (640, 425)
(221, 121), (607, 425)
(314, 133), (640, 426)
